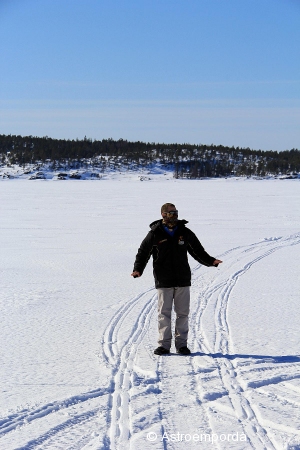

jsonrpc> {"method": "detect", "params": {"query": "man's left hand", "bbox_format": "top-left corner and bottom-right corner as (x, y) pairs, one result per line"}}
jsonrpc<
(213, 259), (223, 266)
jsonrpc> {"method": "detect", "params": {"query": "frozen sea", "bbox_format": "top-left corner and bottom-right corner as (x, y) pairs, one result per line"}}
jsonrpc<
(0, 176), (300, 449)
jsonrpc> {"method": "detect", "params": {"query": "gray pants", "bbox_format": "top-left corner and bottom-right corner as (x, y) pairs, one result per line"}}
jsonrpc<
(157, 287), (190, 350)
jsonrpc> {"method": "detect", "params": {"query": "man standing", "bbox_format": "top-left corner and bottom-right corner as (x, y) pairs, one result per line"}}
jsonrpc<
(131, 203), (222, 356)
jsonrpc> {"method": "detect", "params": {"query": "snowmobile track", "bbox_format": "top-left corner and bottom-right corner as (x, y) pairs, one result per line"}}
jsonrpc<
(191, 232), (300, 450)
(1, 233), (299, 449)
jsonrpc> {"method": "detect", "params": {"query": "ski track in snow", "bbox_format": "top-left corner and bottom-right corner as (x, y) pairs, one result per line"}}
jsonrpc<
(191, 232), (300, 450)
(1, 233), (300, 449)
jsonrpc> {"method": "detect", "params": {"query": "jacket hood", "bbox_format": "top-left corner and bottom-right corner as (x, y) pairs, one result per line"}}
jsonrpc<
(149, 219), (188, 230)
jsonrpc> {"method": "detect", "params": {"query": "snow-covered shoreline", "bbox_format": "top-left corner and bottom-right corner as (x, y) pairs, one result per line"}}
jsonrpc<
(1, 169), (299, 182)
(1, 162), (299, 181)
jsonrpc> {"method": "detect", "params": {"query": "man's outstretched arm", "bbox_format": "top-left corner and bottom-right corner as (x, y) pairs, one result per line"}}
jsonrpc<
(131, 231), (154, 278)
(187, 230), (222, 267)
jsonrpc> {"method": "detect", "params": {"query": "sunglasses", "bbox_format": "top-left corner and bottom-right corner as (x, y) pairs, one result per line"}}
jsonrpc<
(163, 210), (178, 215)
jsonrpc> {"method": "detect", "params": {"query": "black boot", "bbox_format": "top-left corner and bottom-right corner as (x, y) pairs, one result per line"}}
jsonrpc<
(154, 346), (170, 355)
(176, 346), (191, 355)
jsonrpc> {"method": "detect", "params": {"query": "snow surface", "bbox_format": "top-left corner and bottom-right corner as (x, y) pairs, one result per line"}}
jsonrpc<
(0, 176), (300, 449)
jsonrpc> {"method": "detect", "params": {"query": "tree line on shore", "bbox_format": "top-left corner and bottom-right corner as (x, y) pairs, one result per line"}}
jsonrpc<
(0, 134), (299, 178)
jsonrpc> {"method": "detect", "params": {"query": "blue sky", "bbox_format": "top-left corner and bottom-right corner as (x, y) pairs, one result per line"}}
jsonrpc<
(0, 0), (299, 150)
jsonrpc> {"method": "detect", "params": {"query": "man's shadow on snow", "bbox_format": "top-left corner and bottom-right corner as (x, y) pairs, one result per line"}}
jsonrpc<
(190, 352), (300, 364)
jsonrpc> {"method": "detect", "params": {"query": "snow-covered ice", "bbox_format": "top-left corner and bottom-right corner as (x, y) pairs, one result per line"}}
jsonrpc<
(0, 177), (300, 449)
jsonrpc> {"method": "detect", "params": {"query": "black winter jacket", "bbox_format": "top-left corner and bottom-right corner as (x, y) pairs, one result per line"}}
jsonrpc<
(133, 219), (216, 288)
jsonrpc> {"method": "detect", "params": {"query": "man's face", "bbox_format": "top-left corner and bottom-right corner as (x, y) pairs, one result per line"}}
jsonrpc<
(162, 205), (178, 226)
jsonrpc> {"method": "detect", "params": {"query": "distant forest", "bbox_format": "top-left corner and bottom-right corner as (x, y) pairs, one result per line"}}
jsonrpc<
(0, 134), (299, 178)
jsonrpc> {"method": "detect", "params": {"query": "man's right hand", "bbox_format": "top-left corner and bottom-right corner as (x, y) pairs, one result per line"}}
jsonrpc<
(131, 271), (141, 278)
